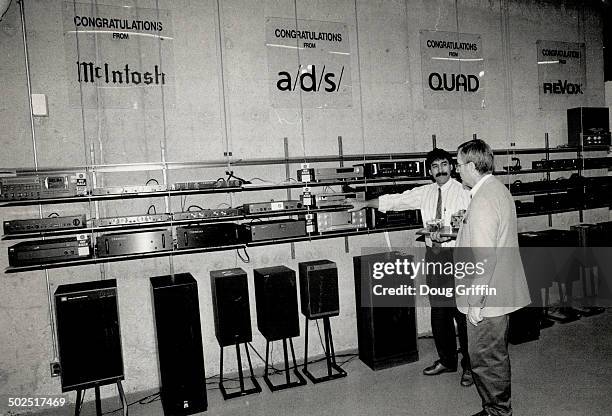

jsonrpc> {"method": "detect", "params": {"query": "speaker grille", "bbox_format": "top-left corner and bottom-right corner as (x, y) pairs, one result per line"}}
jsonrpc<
(298, 260), (340, 319)
(210, 268), (252, 346)
(151, 273), (207, 415)
(54, 279), (124, 392)
(254, 266), (300, 341)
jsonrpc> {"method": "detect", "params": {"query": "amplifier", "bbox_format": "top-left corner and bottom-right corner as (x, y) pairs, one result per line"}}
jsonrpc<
(315, 192), (365, 207)
(242, 219), (306, 242)
(96, 229), (171, 257)
(532, 159), (578, 170)
(95, 213), (171, 227)
(583, 157), (612, 169)
(173, 208), (243, 221)
(533, 193), (576, 211)
(515, 200), (537, 215)
(298, 166), (365, 182)
(172, 179), (241, 190)
(1, 172), (87, 201)
(8, 234), (91, 266)
(371, 209), (422, 228)
(4, 214), (87, 234)
(358, 161), (425, 179)
(176, 223), (242, 249)
(316, 210), (367, 233)
(343, 184), (419, 199)
(567, 107), (610, 147)
(242, 200), (303, 214)
(508, 179), (571, 194)
(92, 184), (167, 195)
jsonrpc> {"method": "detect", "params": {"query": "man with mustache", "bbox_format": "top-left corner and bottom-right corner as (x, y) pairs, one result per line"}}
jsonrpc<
(350, 148), (473, 386)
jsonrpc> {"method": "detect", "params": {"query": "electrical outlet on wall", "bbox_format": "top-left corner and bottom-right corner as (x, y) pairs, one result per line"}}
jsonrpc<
(50, 361), (61, 377)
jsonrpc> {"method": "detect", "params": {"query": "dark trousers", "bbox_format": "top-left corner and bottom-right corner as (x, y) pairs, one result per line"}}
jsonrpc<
(468, 315), (512, 416)
(430, 304), (469, 370)
(426, 247), (470, 370)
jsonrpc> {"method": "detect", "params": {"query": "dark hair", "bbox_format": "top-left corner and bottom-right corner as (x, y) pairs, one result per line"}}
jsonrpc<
(425, 148), (453, 172)
(457, 139), (494, 174)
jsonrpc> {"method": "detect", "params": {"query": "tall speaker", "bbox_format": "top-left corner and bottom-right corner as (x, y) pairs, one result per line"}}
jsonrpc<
(151, 273), (207, 415)
(54, 279), (124, 392)
(298, 260), (339, 319)
(210, 268), (252, 346)
(254, 266), (300, 341)
(353, 253), (418, 370)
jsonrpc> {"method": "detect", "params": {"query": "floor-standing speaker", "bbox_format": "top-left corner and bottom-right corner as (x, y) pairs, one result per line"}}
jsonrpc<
(54, 279), (124, 392)
(151, 273), (207, 415)
(254, 266), (300, 341)
(210, 268), (252, 346)
(298, 260), (339, 319)
(353, 253), (418, 370)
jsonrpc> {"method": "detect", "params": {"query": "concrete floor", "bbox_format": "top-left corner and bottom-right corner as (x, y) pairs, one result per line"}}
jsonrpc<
(36, 309), (612, 416)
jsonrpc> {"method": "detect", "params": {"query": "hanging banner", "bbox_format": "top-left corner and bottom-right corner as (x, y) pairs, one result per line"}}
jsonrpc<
(266, 17), (352, 109)
(537, 40), (586, 110)
(62, 2), (174, 109)
(420, 30), (485, 109)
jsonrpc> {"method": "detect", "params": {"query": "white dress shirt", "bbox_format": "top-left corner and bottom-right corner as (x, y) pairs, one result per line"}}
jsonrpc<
(378, 177), (471, 247)
(469, 173), (493, 198)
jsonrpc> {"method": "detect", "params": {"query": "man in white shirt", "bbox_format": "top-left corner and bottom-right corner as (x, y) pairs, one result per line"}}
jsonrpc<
(350, 148), (473, 386)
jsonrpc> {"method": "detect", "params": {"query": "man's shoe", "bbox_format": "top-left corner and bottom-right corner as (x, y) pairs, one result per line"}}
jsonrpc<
(422, 360), (457, 375)
(460, 369), (474, 387)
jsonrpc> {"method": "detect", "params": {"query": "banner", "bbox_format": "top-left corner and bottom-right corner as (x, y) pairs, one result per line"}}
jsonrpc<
(62, 2), (174, 109)
(266, 17), (352, 109)
(420, 30), (484, 109)
(537, 40), (586, 110)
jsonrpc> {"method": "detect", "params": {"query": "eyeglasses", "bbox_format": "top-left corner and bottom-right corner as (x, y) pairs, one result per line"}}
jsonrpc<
(456, 161), (471, 171)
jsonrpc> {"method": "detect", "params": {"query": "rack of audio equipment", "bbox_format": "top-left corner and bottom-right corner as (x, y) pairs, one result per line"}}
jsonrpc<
(1, 137), (609, 273)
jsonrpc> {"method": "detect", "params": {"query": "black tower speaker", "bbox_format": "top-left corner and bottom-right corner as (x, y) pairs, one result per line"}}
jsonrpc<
(54, 279), (124, 392)
(210, 268), (252, 346)
(298, 260), (340, 319)
(353, 253), (418, 370)
(254, 265), (300, 341)
(151, 273), (207, 415)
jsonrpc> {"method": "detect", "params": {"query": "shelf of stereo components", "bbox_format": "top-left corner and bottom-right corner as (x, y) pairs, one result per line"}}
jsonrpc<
(1, 205), (352, 240)
(4, 222), (423, 273)
(0, 177), (436, 207)
(0, 154), (612, 207)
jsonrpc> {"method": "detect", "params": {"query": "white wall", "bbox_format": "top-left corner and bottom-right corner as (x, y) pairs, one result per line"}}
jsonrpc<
(0, 0), (608, 411)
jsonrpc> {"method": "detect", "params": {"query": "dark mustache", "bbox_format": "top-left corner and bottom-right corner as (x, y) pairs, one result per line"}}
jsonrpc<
(435, 172), (448, 178)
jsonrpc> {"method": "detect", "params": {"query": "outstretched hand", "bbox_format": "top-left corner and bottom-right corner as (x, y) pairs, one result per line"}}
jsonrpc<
(347, 199), (369, 212)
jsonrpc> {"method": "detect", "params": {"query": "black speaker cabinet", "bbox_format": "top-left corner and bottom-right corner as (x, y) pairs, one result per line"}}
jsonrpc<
(509, 307), (541, 345)
(210, 268), (252, 346)
(567, 107), (610, 146)
(151, 273), (207, 415)
(298, 260), (340, 319)
(353, 253), (418, 370)
(254, 265), (300, 341)
(54, 279), (124, 392)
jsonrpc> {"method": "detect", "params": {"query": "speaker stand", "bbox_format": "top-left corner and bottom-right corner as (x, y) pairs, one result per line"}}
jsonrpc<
(263, 337), (306, 391)
(302, 316), (347, 383)
(219, 343), (261, 400)
(74, 380), (127, 416)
